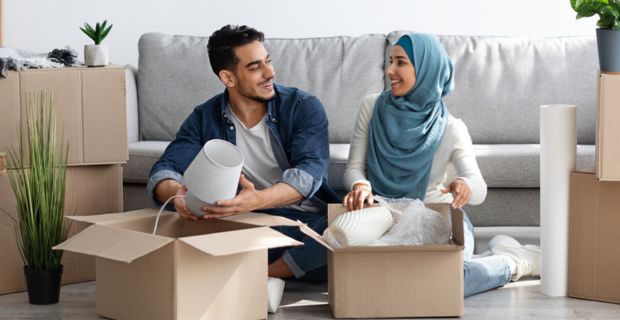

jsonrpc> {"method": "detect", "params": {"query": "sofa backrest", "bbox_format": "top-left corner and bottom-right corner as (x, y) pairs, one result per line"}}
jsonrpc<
(137, 32), (385, 143)
(138, 32), (597, 145)
(388, 31), (598, 145)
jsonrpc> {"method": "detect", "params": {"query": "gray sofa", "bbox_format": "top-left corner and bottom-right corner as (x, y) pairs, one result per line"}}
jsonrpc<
(122, 31), (598, 252)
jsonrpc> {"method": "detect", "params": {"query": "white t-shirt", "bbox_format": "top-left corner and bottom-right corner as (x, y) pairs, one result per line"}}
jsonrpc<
(343, 94), (487, 205)
(229, 107), (320, 212)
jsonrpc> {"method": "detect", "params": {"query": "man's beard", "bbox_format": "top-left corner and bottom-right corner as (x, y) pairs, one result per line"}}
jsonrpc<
(241, 81), (275, 103)
(248, 93), (275, 103)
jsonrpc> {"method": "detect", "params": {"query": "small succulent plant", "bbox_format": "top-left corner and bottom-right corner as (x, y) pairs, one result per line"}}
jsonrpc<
(80, 20), (113, 45)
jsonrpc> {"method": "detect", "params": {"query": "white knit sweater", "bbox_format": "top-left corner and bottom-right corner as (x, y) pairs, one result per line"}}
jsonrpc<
(343, 93), (487, 205)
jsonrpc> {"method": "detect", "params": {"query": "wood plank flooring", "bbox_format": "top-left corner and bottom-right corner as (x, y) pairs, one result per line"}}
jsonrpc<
(1, 280), (619, 319)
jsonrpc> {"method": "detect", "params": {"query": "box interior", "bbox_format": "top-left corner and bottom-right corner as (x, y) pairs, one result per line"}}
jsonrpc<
(104, 213), (265, 239)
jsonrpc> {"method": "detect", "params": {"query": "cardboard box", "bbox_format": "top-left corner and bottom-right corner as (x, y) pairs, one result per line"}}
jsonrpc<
(0, 152), (5, 174)
(596, 73), (620, 181)
(55, 210), (304, 320)
(568, 170), (620, 304)
(0, 66), (128, 166)
(0, 164), (123, 294)
(300, 203), (464, 318)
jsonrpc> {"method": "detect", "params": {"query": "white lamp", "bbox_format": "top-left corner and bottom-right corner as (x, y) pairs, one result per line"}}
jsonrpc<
(184, 139), (244, 216)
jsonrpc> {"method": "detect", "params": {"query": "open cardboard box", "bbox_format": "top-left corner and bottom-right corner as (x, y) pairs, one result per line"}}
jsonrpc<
(54, 209), (305, 320)
(300, 203), (465, 318)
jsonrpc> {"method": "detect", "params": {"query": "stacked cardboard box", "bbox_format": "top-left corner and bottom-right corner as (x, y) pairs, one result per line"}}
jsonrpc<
(0, 66), (127, 294)
(568, 73), (620, 304)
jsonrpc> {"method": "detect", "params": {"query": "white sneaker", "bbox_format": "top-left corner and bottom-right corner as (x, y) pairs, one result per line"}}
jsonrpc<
(267, 277), (285, 314)
(489, 235), (541, 281)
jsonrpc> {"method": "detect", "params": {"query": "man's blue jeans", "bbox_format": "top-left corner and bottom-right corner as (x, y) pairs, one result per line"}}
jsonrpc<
(263, 208), (328, 283)
(463, 213), (512, 297)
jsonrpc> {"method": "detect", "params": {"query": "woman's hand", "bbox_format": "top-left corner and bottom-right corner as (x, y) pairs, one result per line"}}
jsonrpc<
(441, 178), (471, 209)
(343, 183), (374, 211)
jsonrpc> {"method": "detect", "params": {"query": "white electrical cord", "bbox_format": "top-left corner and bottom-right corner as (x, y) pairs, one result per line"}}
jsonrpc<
(152, 195), (185, 235)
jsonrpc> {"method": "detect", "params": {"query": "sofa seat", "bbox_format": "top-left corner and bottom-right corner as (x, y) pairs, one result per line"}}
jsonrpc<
(126, 142), (595, 192)
(124, 141), (170, 183)
(327, 143), (595, 191)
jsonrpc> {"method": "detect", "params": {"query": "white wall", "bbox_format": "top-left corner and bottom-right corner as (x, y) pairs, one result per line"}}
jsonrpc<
(4, 0), (597, 66)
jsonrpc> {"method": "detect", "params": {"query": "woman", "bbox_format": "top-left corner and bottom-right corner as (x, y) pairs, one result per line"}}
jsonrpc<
(342, 33), (540, 297)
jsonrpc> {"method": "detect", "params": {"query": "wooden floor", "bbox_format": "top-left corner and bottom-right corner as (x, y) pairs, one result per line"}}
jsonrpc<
(1, 279), (619, 319)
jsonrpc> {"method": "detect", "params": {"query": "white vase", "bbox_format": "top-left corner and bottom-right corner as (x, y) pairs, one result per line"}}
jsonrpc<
(323, 206), (394, 247)
(84, 44), (109, 67)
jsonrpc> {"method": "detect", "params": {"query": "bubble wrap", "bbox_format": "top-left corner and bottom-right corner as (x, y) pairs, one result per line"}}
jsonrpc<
(369, 196), (452, 246)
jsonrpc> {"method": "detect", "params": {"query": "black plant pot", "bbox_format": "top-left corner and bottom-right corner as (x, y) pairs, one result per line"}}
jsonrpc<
(596, 28), (620, 73)
(23, 265), (63, 305)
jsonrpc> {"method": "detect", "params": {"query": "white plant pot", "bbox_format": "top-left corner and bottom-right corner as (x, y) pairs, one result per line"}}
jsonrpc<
(84, 44), (109, 67)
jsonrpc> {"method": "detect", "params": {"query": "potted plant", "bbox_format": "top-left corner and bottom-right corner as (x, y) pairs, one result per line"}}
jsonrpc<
(80, 20), (113, 67)
(570, 0), (620, 72)
(2, 91), (70, 304)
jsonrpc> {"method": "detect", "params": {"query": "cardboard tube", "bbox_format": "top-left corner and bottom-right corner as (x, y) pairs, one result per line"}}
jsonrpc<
(540, 104), (576, 297)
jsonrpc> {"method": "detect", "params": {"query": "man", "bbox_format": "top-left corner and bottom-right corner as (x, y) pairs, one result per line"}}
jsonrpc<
(147, 25), (338, 313)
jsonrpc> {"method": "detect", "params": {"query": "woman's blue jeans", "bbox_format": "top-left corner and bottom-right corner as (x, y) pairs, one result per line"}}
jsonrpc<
(463, 213), (512, 297)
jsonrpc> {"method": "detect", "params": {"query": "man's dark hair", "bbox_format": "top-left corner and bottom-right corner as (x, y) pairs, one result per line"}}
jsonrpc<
(207, 25), (265, 76)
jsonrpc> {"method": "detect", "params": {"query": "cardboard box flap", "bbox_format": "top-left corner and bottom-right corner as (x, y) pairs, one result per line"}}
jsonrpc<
(222, 212), (304, 227)
(54, 224), (174, 263)
(298, 223), (334, 252)
(65, 208), (165, 225)
(179, 226), (302, 256)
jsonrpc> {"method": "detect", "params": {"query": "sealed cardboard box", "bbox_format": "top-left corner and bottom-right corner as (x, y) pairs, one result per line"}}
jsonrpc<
(55, 209), (303, 320)
(301, 203), (464, 318)
(596, 73), (620, 181)
(568, 170), (620, 304)
(0, 66), (128, 166)
(0, 164), (123, 294)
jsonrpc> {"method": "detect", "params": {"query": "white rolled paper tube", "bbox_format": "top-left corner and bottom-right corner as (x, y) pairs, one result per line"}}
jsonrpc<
(540, 104), (576, 297)
(184, 139), (244, 216)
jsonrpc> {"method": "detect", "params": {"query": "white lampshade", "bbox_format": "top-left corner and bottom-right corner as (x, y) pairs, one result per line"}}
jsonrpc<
(184, 139), (244, 216)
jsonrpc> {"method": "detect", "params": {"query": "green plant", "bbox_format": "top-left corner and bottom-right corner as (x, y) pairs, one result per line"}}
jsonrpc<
(80, 20), (113, 45)
(2, 91), (70, 271)
(571, 0), (620, 30)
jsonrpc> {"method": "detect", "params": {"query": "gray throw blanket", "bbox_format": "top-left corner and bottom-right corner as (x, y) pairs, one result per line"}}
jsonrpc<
(0, 48), (77, 79)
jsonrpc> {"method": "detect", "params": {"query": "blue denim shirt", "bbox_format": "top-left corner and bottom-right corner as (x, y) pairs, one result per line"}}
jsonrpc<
(147, 84), (339, 210)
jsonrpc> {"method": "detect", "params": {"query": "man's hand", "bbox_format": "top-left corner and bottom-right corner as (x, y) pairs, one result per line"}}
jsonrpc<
(201, 174), (263, 219)
(343, 183), (373, 211)
(154, 179), (200, 221)
(441, 178), (471, 209)
(174, 186), (200, 221)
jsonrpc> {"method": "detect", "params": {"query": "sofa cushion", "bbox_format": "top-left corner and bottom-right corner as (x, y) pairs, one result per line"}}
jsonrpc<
(124, 141), (170, 183)
(138, 33), (224, 141)
(138, 32), (386, 143)
(470, 144), (595, 188)
(127, 143), (596, 188)
(387, 32), (598, 145)
(265, 35), (386, 143)
(328, 144), (350, 191)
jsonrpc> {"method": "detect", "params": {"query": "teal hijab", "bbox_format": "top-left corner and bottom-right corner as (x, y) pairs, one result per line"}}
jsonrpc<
(367, 34), (454, 200)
